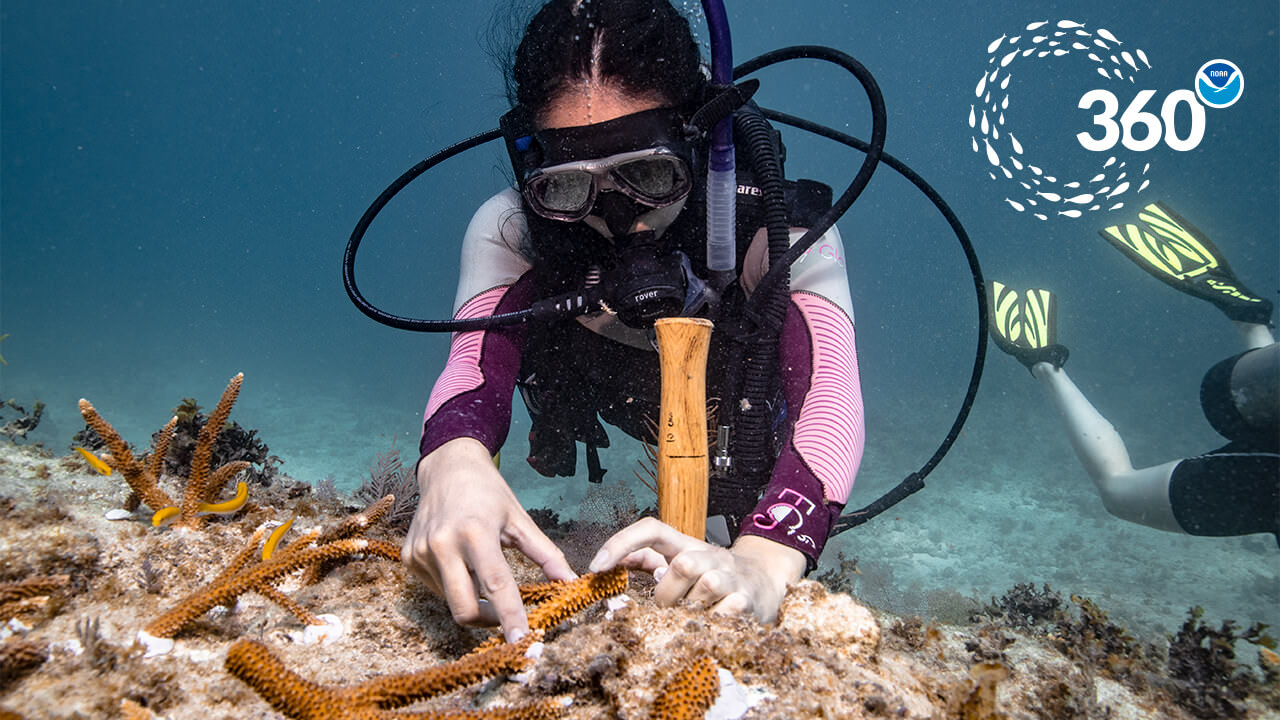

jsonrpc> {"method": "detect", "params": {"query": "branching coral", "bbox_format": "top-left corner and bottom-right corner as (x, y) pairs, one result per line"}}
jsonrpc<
(0, 638), (47, 691)
(224, 568), (627, 719)
(78, 373), (252, 528)
(225, 631), (561, 719)
(472, 568), (629, 654)
(651, 652), (719, 720)
(140, 496), (402, 654)
(141, 535), (397, 647)
(0, 575), (68, 622)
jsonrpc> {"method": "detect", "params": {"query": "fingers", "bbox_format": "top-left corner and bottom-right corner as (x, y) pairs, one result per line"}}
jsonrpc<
(400, 539), (444, 598)
(469, 549), (530, 642)
(589, 517), (702, 572)
(618, 547), (668, 575)
(711, 591), (753, 617)
(654, 550), (732, 608)
(507, 515), (577, 583)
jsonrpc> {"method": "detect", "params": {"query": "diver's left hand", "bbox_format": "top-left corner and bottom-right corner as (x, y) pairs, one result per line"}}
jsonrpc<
(589, 517), (806, 624)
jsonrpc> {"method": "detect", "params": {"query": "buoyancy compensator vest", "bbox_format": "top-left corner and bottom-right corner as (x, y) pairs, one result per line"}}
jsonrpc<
(517, 108), (833, 499)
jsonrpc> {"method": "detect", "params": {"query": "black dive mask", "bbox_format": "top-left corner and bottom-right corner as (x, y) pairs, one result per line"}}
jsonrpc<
(501, 106), (696, 242)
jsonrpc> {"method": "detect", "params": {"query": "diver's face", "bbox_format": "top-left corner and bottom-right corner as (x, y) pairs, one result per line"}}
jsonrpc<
(536, 85), (686, 240)
(539, 84), (668, 130)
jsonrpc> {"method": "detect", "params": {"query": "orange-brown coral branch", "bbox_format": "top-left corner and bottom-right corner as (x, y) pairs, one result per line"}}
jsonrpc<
(524, 567), (628, 637)
(180, 372), (244, 525)
(474, 568), (629, 653)
(348, 632), (537, 708)
(225, 634), (561, 720)
(0, 575), (68, 623)
(651, 653), (719, 720)
(144, 538), (379, 639)
(302, 495), (398, 585)
(147, 416), (178, 484)
(78, 399), (174, 512)
(224, 639), (345, 719)
(80, 374), (254, 526)
(0, 638), (47, 691)
(0, 575), (68, 605)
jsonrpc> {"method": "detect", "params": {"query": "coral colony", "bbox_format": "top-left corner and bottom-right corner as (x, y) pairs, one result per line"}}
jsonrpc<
(78, 373), (252, 528)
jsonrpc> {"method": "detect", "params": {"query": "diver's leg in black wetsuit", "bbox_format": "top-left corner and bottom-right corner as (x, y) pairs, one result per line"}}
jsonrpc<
(1031, 326), (1278, 537)
(1168, 338), (1280, 540)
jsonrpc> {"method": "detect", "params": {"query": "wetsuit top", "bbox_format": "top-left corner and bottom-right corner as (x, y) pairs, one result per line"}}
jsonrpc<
(418, 187), (865, 568)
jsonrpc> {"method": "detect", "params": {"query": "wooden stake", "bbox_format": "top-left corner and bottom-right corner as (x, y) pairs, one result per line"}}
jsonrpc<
(653, 317), (713, 539)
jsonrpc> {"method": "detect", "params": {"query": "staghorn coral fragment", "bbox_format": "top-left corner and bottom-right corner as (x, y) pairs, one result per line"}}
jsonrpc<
(78, 398), (175, 512)
(146, 416), (178, 487)
(0, 575), (68, 605)
(178, 372), (244, 526)
(224, 639), (345, 719)
(0, 638), (47, 691)
(347, 632), (539, 707)
(79, 374), (254, 528)
(301, 494), (397, 584)
(226, 633), (562, 720)
(0, 575), (68, 622)
(474, 568), (629, 654)
(651, 653), (720, 720)
(524, 567), (628, 636)
(325, 493), (396, 541)
(143, 538), (381, 640)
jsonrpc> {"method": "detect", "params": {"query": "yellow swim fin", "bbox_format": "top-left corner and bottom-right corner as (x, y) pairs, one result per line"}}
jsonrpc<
(1099, 202), (1273, 325)
(989, 281), (1069, 371)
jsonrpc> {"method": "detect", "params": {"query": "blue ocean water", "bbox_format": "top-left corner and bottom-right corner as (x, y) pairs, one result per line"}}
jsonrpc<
(3, 1), (1277, 637)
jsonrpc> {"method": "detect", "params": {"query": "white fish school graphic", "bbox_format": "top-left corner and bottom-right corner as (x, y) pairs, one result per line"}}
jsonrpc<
(969, 20), (1154, 221)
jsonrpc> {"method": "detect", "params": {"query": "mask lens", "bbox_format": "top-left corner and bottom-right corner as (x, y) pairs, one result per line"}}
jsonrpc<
(613, 157), (682, 200)
(530, 171), (594, 215)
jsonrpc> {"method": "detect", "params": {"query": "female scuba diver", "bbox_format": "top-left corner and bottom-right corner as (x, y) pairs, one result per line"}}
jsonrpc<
(401, 0), (864, 641)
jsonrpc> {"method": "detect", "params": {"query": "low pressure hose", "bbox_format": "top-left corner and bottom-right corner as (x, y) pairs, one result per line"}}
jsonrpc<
(725, 107), (793, 488)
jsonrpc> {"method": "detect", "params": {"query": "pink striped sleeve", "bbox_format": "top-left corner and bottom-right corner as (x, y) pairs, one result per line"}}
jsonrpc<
(423, 287), (506, 420)
(790, 292), (864, 503)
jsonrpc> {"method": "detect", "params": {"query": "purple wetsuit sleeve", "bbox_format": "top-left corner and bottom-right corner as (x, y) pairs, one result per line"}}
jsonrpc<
(738, 292), (865, 569)
(418, 272), (538, 461)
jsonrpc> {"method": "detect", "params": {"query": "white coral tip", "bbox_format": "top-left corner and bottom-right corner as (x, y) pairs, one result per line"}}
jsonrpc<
(604, 594), (631, 619)
(302, 614), (344, 645)
(137, 630), (174, 658)
(511, 641), (546, 685)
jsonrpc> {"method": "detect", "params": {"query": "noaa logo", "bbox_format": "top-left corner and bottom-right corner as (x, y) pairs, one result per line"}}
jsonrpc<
(1195, 59), (1243, 108)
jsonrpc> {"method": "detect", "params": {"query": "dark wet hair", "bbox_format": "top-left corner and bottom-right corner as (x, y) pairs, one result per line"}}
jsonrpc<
(508, 0), (706, 118)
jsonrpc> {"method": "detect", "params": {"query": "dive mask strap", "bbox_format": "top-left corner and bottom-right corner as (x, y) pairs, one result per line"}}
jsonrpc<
(686, 78), (761, 138)
(499, 105), (540, 191)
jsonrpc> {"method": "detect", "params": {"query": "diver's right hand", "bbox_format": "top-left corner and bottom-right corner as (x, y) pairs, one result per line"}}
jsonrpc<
(400, 437), (575, 642)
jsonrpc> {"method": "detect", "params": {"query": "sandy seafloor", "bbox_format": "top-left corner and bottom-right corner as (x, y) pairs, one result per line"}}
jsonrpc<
(0, 389), (1278, 719)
